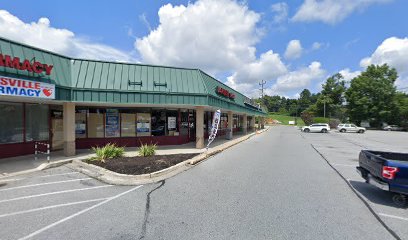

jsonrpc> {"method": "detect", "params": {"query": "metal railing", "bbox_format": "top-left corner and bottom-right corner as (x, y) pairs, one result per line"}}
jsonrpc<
(35, 142), (50, 162)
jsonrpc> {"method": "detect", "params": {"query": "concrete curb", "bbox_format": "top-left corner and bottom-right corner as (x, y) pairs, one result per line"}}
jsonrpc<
(0, 158), (79, 180)
(67, 127), (269, 185)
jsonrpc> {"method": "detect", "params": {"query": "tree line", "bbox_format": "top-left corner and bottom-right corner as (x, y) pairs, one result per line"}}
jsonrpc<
(257, 64), (408, 128)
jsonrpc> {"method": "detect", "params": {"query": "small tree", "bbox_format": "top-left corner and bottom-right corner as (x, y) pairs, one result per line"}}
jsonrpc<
(301, 111), (314, 125)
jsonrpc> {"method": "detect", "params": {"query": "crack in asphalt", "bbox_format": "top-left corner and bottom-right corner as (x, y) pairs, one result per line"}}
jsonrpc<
(139, 180), (165, 240)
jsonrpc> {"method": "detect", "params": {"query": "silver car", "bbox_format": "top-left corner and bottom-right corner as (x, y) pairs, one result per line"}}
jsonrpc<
(337, 124), (366, 133)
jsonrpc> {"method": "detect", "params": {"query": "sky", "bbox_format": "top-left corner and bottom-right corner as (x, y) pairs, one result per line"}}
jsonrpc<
(1, 0), (407, 98)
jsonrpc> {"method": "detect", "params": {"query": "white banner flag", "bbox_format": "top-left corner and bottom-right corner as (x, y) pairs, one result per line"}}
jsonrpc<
(206, 109), (221, 149)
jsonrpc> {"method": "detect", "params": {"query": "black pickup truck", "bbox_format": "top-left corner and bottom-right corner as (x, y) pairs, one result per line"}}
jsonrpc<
(356, 150), (408, 206)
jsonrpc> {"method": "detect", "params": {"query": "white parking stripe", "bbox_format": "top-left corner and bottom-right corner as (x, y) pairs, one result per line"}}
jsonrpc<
(332, 163), (357, 167)
(379, 213), (408, 221)
(0, 198), (109, 218)
(0, 178), (92, 192)
(18, 185), (143, 240)
(38, 172), (80, 178)
(0, 185), (113, 204)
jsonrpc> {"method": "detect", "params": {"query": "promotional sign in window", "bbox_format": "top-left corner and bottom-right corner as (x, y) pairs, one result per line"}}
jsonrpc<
(137, 113), (151, 136)
(105, 109), (120, 137)
(0, 76), (55, 99)
(168, 117), (177, 130)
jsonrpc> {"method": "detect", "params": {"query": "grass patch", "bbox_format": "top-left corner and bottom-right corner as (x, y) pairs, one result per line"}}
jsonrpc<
(268, 113), (305, 126)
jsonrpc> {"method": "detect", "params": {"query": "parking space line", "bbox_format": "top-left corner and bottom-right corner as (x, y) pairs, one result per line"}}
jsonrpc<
(332, 163), (357, 167)
(0, 178), (92, 192)
(0, 198), (109, 218)
(38, 172), (81, 178)
(18, 185), (143, 240)
(0, 185), (113, 204)
(379, 213), (408, 222)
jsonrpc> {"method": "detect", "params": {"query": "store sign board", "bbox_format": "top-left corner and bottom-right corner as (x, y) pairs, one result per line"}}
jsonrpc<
(216, 86), (235, 99)
(0, 54), (53, 75)
(0, 76), (55, 99)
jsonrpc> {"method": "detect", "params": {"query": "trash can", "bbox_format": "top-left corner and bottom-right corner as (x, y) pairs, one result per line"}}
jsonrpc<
(225, 128), (233, 140)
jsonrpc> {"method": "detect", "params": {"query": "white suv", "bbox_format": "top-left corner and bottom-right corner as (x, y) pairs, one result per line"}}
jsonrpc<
(302, 123), (330, 133)
(337, 124), (366, 133)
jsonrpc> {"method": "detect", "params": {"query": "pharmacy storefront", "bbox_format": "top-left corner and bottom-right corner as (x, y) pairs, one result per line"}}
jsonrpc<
(0, 37), (266, 159)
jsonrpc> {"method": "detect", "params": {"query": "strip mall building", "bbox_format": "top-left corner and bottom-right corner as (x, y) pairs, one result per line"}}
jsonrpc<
(0, 37), (266, 159)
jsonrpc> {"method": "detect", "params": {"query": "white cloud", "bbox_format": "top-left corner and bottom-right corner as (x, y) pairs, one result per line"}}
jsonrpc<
(284, 40), (303, 60)
(271, 2), (289, 24)
(339, 68), (360, 82)
(292, 0), (392, 25)
(360, 37), (408, 87)
(312, 42), (322, 50)
(270, 61), (326, 94)
(135, 0), (261, 74)
(0, 10), (134, 62)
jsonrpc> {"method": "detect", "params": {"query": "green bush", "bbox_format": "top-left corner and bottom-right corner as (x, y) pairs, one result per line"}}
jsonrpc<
(91, 143), (124, 162)
(138, 143), (157, 157)
(313, 117), (330, 123)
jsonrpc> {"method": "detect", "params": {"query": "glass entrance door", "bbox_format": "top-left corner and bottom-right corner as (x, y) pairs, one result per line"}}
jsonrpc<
(51, 109), (63, 150)
(188, 110), (196, 142)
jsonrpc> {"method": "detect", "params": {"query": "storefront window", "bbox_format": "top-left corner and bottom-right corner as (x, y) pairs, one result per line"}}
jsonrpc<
(137, 113), (151, 136)
(105, 109), (120, 138)
(220, 113), (228, 129)
(151, 110), (166, 136)
(233, 114), (238, 128)
(121, 112), (136, 137)
(180, 110), (189, 136)
(26, 104), (49, 141)
(88, 109), (105, 138)
(0, 102), (23, 144)
(75, 110), (87, 138)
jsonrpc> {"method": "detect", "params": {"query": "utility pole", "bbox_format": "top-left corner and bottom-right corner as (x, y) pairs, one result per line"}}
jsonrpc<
(259, 80), (266, 98)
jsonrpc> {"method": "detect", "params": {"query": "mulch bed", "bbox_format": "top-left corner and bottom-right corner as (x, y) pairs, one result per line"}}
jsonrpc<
(86, 153), (199, 175)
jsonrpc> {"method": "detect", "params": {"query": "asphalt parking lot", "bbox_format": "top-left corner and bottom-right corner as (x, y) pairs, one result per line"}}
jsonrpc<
(0, 167), (149, 240)
(301, 129), (408, 238)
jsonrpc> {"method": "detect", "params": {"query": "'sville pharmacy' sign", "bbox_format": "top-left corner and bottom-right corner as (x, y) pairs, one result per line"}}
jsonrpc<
(0, 76), (55, 99)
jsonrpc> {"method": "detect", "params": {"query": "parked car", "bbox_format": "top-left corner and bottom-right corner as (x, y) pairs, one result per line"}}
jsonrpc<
(301, 123), (330, 133)
(356, 150), (408, 207)
(383, 125), (404, 131)
(337, 124), (366, 133)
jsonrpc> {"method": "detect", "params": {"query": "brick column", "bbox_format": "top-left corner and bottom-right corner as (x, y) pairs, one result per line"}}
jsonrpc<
(196, 106), (205, 149)
(63, 102), (76, 156)
(242, 114), (248, 134)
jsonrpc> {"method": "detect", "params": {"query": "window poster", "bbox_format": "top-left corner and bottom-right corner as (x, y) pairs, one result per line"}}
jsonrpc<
(168, 117), (177, 130)
(137, 113), (151, 136)
(105, 109), (120, 137)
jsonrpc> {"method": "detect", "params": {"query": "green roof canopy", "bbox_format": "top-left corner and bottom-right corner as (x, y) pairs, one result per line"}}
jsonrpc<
(0, 37), (266, 116)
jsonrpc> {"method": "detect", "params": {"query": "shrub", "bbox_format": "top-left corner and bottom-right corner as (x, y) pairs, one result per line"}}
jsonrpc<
(138, 143), (157, 157)
(329, 119), (341, 128)
(313, 117), (330, 124)
(301, 111), (314, 125)
(91, 143), (124, 162)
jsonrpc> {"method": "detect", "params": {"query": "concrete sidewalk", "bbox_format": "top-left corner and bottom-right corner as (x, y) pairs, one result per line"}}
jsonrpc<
(0, 130), (258, 176)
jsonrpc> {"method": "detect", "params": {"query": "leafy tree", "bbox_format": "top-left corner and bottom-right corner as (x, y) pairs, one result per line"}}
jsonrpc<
(298, 89), (312, 112)
(316, 73), (346, 118)
(345, 64), (398, 127)
(301, 111), (314, 125)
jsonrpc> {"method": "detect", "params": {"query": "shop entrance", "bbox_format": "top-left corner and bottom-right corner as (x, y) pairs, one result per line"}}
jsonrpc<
(188, 110), (196, 142)
(51, 108), (63, 150)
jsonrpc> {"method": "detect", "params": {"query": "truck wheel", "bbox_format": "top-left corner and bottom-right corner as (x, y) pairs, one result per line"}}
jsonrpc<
(304, 129), (310, 133)
(392, 194), (407, 208)
(340, 129), (346, 133)
(321, 129), (328, 133)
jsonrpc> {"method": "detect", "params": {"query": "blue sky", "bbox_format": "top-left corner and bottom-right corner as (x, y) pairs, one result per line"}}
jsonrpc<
(1, 0), (407, 98)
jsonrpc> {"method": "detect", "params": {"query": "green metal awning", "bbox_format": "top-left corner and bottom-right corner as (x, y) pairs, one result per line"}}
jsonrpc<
(0, 37), (266, 116)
